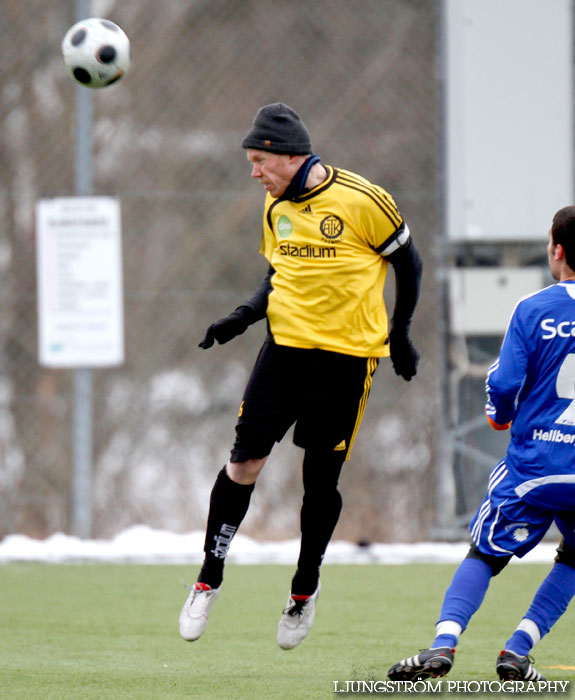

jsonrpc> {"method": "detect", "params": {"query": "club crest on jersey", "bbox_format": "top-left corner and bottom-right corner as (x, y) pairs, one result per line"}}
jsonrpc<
(320, 215), (344, 240)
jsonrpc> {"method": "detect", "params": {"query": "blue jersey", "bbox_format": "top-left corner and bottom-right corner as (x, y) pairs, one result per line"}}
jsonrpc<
(485, 281), (575, 508)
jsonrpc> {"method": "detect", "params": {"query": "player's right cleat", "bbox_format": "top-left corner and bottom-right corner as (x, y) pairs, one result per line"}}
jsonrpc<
(179, 582), (220, 642)
(496, 650), (546, 681)
(387, 647), (455, 680)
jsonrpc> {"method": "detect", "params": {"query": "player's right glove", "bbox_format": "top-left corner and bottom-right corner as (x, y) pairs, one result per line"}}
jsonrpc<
(199, 306), (255, 349)
(389, 328), (419, 381)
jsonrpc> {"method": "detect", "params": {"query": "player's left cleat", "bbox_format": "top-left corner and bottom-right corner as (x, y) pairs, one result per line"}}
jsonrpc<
(179, 582), (220, 642)
(496, 650), (546, 681)
(277, 583), (320, 650)
(387, 646), (455, 680)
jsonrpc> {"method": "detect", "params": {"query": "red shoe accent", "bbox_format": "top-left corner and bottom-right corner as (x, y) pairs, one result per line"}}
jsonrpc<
(195, 582), (212, 591)
(291, 594), (311, 601)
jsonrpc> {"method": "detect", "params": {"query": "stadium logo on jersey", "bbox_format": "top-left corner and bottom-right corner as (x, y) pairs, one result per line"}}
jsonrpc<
(320, 215), (344, 240)
(277, 215), (293, 239)
(279, 243), (337, 258)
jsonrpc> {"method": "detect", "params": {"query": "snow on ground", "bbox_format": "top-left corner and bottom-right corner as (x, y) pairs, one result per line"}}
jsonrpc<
(0, 525), (561, 565)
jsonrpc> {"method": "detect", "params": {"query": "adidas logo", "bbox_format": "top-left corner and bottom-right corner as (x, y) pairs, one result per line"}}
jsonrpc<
(299, 204), (313, 214)
(334, 440), (346, 451)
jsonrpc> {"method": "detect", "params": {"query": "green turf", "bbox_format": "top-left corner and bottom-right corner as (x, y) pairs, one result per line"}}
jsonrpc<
(0, 563), (573, 699)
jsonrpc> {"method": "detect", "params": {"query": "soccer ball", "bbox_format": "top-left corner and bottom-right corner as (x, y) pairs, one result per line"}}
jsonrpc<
(61, 18), (130, 89)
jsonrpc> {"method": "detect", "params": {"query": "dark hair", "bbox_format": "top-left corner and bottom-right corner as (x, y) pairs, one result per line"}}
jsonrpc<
(551, 206), (575, 272)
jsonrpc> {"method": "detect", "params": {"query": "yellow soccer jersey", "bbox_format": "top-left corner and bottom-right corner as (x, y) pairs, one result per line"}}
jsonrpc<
(260, 166), (409, 357)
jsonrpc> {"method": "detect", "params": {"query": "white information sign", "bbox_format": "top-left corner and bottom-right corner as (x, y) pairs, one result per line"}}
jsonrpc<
(36, 197), (125, 367)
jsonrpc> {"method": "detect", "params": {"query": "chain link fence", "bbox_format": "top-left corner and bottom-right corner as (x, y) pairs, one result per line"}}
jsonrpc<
(0, 0), (443, 542)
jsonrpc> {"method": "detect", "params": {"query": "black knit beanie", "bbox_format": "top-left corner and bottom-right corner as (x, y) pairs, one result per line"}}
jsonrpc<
(241, 103), (312, 155)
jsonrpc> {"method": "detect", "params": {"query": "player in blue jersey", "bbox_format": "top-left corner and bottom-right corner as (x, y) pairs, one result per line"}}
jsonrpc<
(388, 206), (575, 682)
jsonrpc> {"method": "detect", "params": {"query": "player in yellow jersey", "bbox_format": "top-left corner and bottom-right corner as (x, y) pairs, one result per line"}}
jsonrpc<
(179, 103), (423, 649)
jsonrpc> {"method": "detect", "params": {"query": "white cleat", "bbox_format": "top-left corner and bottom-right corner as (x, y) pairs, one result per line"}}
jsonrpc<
(179, 582), (220, 642)
(277, 582), (320, 650)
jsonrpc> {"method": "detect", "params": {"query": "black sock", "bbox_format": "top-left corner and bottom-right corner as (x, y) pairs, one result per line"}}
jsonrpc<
(291, 450), (344, 595)
(198, 466), (255, 588)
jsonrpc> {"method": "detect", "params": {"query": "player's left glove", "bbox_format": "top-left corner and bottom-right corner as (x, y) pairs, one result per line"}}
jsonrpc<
(389, 328), (419, 381)
(199, 306), (254, 349)
(486, 414), (511, 431)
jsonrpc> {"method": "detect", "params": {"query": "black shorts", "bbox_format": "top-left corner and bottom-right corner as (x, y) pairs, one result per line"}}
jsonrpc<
(230, 340), (379, 462)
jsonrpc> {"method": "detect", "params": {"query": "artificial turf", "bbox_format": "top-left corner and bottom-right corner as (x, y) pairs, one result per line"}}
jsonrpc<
(1, 562), (573, 699)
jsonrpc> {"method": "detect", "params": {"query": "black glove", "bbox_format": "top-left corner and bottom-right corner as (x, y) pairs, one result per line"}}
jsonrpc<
(389, 328), (419, 381)
(199, 307), (254, 349)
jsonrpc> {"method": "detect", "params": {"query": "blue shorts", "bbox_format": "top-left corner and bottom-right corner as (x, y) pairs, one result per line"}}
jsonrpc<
(470, 460), (575, 559)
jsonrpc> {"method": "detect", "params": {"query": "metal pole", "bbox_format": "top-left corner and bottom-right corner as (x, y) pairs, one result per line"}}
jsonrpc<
(433, 0), (457, 537)
(72, 0), (94, 539)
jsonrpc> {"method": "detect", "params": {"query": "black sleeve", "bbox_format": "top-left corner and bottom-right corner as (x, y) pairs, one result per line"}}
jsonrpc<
(385, 239), (422, 334)
(238, 264), (274, 323)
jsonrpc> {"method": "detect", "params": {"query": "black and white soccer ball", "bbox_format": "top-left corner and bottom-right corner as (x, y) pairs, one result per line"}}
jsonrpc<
(61, 18), (130, 89)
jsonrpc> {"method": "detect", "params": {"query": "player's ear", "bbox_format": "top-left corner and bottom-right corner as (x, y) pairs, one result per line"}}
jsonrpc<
(555, 243), (566, 261)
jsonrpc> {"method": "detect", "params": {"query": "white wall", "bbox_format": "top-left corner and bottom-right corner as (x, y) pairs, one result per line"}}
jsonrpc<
(446, 0), (573, 241)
